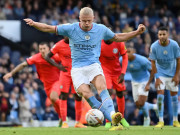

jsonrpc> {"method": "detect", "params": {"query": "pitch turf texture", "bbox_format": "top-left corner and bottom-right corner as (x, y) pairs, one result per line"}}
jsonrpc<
(0, 126), (180, 135)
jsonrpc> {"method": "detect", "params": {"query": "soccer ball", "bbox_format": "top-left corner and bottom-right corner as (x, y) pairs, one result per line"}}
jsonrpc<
(85, 109), (104, 127)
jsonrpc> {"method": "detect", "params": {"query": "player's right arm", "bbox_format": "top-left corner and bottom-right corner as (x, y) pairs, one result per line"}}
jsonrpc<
(24, 18), (56, 33)
(45, 52), (67, 72)
(3, 61), (28, 81)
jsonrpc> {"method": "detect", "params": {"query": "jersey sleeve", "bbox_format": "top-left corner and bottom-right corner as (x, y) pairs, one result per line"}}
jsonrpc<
(119, 42), (127, 56)
(52, 54), (61, 62)
(173, 42), (180, 58)
(149, 45), (156, 60)
(143, 58), (152, 71)
(102, 25), (115, 40)
(51, 42), (60, 55)
(56, 24), (73, 37)
(26, 55), (36, 65)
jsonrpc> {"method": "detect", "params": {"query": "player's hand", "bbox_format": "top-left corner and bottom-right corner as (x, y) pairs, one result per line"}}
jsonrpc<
(137, 24), (146, 35)
(118, 73), (125, 84)
(155, 78), (163, 90)
(24, 18), (34, 26)
(58, 65), (68, 72)
(172, 75), (179, 86)
(145, 83), (150, 91)
(3, 73), (12, 82)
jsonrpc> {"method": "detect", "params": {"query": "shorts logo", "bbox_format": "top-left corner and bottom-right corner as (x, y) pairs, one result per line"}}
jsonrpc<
(113, 48), (118, 54)
(60, 85), (63, 89)
(85, 35), (90, 40)
(163, 50), (168, 55)
(130, 64), (134, 68)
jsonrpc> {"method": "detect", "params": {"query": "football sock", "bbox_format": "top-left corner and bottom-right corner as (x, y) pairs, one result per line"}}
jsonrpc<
(87, 96), (112, 121)
(146, 102), (157, 110)
(141, 102), (149, 118)
(53, 99), (61, 119)
(99, 90), (115, 116)
(171, 95), (178, 121)
(75, 100), (82, 122)
(116, 96), (125, 117)
(60, 99), (67, 121)
(157, 94), (164, 122)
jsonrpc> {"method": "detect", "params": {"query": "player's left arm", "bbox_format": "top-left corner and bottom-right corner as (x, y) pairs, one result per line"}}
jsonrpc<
(118, 43), (128, 83)
(111, 24), (146, 42)
(172, 58), (180, 86)
(45, 51), (67, 72)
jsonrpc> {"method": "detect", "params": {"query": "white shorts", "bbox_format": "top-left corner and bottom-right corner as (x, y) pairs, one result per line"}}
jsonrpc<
(131, 81), (149, 102)
(156, 76), (179, 92)
(71, 63), (104, 94)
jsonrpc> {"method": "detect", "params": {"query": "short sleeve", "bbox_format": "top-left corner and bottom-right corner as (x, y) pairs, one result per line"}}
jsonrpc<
(173, 42), (180, 58)
(26, 55), (36, 65)
(56, 24), (73, 37)
(149, 45), (156, 60)
(143, 58), (152, 71)
(119, 42), (127, 55)
(51, 42), (60, 55)
(103, 25), (115, 40)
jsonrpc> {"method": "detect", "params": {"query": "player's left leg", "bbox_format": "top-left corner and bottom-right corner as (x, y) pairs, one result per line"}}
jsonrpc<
(116, 91), (129, 127)
(170, 91), (180, 127)
(74, 93), (87, 128)
(113, 78), (129, 128)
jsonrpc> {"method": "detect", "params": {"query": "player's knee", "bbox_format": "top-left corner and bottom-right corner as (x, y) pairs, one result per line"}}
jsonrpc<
(59, 92), (68, 100)
(116, 91), (124, 98)
(74, 93), (82, 101)
(81, 90), (93, 99)
(50, 92), (58, 103)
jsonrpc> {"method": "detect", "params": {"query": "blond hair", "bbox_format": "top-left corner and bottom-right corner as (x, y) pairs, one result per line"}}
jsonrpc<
(79, 7), (94, 16)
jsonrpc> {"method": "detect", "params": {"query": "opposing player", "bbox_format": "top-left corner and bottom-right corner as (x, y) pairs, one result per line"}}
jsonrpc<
(45, 37), (86, 128)
(24, 7), (145, 130)
(3, 42), (67, 126)
(100, 40), (129, 128)
(146, 26), (180, 128)
(126, 47), (157, 126)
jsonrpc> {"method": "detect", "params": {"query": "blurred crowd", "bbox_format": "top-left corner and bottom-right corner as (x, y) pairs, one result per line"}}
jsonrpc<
(0, 0), (180, 125)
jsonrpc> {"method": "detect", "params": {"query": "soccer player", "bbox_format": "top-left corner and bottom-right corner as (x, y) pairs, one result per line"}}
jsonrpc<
(146, 26), (180, 128)
(3, 42), (67, 126)
(100, 40), (129, 128)
(126, 47), (157, 126)
(24, 7), (145, 130)
(45, 37), (86, 128)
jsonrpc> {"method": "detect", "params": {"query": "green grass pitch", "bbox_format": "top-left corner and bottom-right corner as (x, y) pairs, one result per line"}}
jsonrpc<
(0, 126), (180, 135)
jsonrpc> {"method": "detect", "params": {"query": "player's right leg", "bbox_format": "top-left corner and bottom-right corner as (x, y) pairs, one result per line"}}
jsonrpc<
(91, 75), (122, 126)
(48, 81), (62, 126)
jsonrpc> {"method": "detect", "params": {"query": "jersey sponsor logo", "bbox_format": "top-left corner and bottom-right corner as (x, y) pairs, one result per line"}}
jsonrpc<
(85, 35), (90, 40)
(163, 50), (168, 55)
(113, 48), (118, 54)
(74, 44), (96, 51)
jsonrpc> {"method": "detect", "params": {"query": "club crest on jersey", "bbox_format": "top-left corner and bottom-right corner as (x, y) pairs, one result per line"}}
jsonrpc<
(113, 48), (118, 54)
(60, 85), (63, 89)
(163, 50), (168, 55)
(130, 64), (134, 68)
(85, 35), (90, 40)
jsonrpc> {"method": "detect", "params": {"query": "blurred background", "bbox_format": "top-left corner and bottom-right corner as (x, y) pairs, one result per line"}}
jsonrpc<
(0, 0), (180, 127)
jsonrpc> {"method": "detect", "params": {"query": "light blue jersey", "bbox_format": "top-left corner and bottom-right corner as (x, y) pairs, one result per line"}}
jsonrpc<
(149, 39), (180, 77)
(56, 22), (115, 68)
(127, 54), (151, 82)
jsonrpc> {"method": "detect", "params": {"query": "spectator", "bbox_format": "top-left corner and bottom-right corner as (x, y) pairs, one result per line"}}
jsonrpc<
(18, 93), (32, 122)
